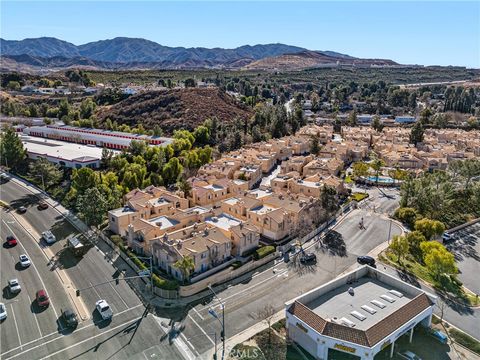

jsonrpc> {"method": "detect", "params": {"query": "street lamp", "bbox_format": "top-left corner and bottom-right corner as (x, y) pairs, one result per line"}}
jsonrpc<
(135, 252), (154, 294)
(208, 284), (225, 360)
(34, 174), (45, 191)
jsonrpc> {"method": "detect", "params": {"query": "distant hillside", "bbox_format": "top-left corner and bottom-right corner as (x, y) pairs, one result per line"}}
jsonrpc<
(0, 37), (400, 71)
(97, 88), (253, 133)
(244, 50), (398, 71)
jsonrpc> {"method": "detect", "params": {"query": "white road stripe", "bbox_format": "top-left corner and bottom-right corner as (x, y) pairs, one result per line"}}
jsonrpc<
(187, 314), (215, 346)
(1, 303), (144, 357)
(10, 304), (23, 351)
(28, 294), (43, 338)
(2, 219), (59, 320)
(192, 307), (204, 321)
(108, 281), (129, 309)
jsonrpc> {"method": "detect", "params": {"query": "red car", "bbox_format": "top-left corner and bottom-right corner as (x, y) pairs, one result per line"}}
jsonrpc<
(6, 235), (17, 246)
(36, 289), (50, 307)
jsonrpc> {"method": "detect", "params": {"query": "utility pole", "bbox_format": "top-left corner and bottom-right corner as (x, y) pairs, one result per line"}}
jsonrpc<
(208, 285), (225, 360)
(387, 219), (393, 244)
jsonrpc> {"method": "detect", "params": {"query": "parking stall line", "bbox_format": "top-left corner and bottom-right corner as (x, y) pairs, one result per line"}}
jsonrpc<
(10, 304), (23, 351)
(27, 294), (43, 338)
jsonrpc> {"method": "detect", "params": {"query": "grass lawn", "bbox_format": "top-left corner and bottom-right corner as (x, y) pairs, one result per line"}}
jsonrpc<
(344, 175), (353, 184)
(448, 328), (480, 355)
(349, 192), (369, 202)
(380, 251), (480, 307)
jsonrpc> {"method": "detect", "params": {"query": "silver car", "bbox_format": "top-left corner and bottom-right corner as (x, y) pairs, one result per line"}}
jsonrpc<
(0, 302), (7, 320)
(8, 279), (21, 294)
(42, 230), (56, 244)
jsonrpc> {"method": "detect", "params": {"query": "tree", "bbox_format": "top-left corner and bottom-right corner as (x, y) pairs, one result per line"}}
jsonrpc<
(152, 125), (163, 137)
(79, 98), (96, 119)
(394, 207), (418, 229)
(6, 81), (21, 91)
(405, 231), (427, 261)
(409, 121), (424, 146)
(414, 218), (446, 240)
(352, 162), (370, 181)
(101, 148), (115, 169)
(371, 115), (384, 132)
(76, 187), (109, 227)
(174, 256), (195, 284)
(176, 177), (192, 197)
(421, 242), (457, 280)
(0, 127), (27, 170)
(389, 235), (409, 264)
(256, 304), (276, 350)
(184, 78), (196, 87)
(71, 167), (99, 195)
(347, 110), (357, 126)
(320, 185), (339, 215)
(128, 140), (147, 157)
(309, 135), (320, 155)
(58, 99), (71, 119)
(162, 157), (183, 186)
(370, 159), (385, 184)
(193, 126), (210, 147)
(28, 158), (63, 190)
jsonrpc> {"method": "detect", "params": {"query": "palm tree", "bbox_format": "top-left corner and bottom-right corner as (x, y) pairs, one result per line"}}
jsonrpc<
(176, 177), (192, 198)
(174, 256), (195, 284)
(370, 159), (385, 186)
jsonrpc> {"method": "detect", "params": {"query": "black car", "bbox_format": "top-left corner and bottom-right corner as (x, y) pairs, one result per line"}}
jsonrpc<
(61, 308), (78, 328)
(17, 206), (27, 214)
(300, 253), (317, 264)
(357, 255), (376, 266)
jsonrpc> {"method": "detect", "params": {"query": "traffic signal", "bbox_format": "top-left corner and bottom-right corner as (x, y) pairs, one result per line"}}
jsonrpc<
(220, 330), (225, 342)
(115, 278), (120, 285)
(76, 289), (80, 297)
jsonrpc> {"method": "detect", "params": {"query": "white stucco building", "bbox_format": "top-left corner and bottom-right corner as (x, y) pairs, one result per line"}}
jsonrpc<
(285, 266), (436, 360)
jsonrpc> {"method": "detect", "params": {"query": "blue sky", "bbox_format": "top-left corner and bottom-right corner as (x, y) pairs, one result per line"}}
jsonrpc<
(1, 1), (478, 67)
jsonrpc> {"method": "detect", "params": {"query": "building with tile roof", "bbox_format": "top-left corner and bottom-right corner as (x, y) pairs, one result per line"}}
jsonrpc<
(285, 265), (436, 360)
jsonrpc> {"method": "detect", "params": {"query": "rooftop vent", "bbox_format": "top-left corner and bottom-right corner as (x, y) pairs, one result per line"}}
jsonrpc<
(350, 311), (366, 321)
(340, 317), (356, 328)
(389, 290), (404, 298)
(361, 305), (377, 314)
(211, 217), (218, 222)
(371, 300), (386, 309)
(380, 295), (396, 303)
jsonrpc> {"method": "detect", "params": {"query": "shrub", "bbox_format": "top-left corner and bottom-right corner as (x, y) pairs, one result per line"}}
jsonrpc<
(350, 192), (369, 202)
(152, 274), (178, 290)
(231, 261), (243, 269)
(110, 235), (123, 246)
(253, 245), (275, 260)
(450, 274), (463, 287)
(394, 207), (419, 229)
(449, 328), (480, 355)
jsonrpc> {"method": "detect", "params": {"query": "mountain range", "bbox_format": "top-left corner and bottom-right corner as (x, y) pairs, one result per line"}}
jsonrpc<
(0, 37), (398, 71)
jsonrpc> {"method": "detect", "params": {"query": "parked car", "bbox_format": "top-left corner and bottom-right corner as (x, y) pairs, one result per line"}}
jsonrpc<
(398, 351), (422, 360)
(0, 302), (7, 321)
(17, 206), (27, 214)
(300, 253), (317, 264)
(61, 308), (78, 328)
(95, 300), (113, 320)
(42, 230), (56, 244)
(8, 279), (21, 294)
(357, 255), (376, 266)
(36, 289), (50, 307)
(430, 329), (448, 344)
(37, 202), (49, 210)
(442, 232), (454, 243)
(19, 254), (31, 267)
(6, 235), (17, 246)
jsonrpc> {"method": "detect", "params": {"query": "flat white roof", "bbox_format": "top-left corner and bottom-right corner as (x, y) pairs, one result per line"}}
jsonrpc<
(147, 216), (178, 229)
(250, 204), (277, 215)
(21, 135), (113, 162)
(248, 189), (272, 199)
(205, 213), (241, 231)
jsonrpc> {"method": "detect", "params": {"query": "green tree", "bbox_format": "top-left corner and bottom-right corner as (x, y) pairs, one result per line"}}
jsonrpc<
(352, 162), (370, 181)
(174, 256), (195, 284)
(184, 78), (196, 87)
(347, 110), (357, 126)
(309, 135), (320, 155)
(152, 125), (163, 137)
(6, 81), (21, 91)
(0, 127), (27, 170)
(371, 115), (384, 132)
(193, 126), (210, 147)
(405, 231), (427, 261)
(76, 187), (109, 227)
(79, 98), (96, 119)
(128, 140), (147, 157)
(58, 99), (71, 119)
(162, 157), (184, 186)
(409, 121), (424, 146)
(101, 148), (115, 169)
(176, 177), (192, 197)
(394, 207), (419, 229)
(370, 159), (385, 184)
(389, 235), (409, 264)
(71, 167), (99, 195)
(28, 158), (63, 190)
(420, 242), (457, 280)
(320, 185), (339, 215)
(414, 218), (446, 240)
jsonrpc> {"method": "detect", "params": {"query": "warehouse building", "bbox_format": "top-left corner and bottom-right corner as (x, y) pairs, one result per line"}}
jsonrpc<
(23, 125), (173, 150)
(285, 266), (436, 360)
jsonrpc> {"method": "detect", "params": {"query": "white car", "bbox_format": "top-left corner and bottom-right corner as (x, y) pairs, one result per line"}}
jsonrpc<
(8, 279), (21, 294)
(42, 231), (56, 244)
(0, 302), (7, 320)
(399, 351), (422, 360)
(95, 300), (113, 320)
(19, 254), (31, 267)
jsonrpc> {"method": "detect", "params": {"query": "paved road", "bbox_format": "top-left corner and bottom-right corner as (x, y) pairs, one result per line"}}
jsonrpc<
(175, 188), (403, 359)
(0, 178), (184, 360)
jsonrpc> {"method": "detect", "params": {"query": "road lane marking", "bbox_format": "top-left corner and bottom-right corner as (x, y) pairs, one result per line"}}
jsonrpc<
(10, 304), (23, 351)
(187, 314), (215, 346)
(108, 281), (129, 310)
(2, 303), (144, 358)
(28, 294), (43, 338)
(192, 307), (204, 321)
(2, 219), (60, 320)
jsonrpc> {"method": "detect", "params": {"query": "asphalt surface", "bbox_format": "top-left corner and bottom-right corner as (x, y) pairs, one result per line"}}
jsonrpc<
(174, 187), (404, 359)
(0, 177), (184, 360)
(445, 222), (480, 295)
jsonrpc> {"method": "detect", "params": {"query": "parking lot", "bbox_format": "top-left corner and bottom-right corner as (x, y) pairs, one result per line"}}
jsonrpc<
(445, 222), (480, 294)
